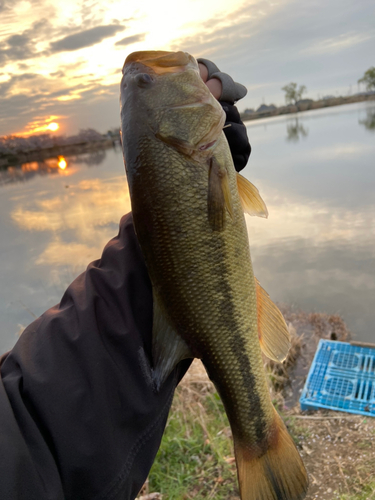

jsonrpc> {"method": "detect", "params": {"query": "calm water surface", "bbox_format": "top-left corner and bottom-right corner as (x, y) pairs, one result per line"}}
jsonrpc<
(0, 101), (374, 352)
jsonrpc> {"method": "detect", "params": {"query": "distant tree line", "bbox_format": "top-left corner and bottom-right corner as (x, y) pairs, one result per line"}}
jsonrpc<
(0, 128), (105, 156)
(281, 82), (307, 105)
(358, 67), (375, 91)
(280, 67), (375, 106)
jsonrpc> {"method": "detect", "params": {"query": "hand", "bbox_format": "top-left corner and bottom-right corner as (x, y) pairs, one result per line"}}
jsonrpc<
(198, 62), (223, 100)
(197, 58), (247, 104)
(197, 57), (251, 172)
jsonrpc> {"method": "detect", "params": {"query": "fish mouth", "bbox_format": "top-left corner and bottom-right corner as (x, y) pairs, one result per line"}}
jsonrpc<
(122, 50), (226, 158)
(123, 50), (197, 75)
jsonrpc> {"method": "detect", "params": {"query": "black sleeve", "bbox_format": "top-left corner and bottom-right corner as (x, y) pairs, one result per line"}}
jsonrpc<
(0, 213), (191, 500)
(221, 101), (251, 173)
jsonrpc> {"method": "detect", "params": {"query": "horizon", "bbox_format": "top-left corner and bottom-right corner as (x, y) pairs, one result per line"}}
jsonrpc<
(1, 0), (374, 137)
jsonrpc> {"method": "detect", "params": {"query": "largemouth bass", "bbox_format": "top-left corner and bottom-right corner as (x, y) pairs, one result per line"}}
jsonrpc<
(120, 50), (308, 500)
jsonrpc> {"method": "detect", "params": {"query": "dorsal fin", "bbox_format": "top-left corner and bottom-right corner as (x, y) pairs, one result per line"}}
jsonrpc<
(207, 156), (233, 231)
(152, 288), (194, 390)
(255, 277), (290, 362)
(236, 173), (268, 218)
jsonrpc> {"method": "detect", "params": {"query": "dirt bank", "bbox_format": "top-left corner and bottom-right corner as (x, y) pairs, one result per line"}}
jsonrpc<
(138, 311), (375, 499)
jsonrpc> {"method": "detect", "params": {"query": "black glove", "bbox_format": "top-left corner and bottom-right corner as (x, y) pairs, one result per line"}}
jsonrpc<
(197, 58), (247, 104)
(197, 58), (251, 172)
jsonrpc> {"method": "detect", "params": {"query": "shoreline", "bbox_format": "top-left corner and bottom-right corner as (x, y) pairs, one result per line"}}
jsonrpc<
(239, 93), (375, 122)
(0, 139), (118, 169)
(1, 95), (374, 169)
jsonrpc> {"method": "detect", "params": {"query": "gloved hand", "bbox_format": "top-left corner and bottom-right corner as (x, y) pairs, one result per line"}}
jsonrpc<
(197, 57), (247, 104)
(198, 57), (251, 172)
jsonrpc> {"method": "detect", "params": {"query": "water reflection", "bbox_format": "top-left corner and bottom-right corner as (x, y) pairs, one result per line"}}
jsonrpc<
(1, 101), (375, 352)
(285, 117), (308, 142)
(58, 156), (67, 170)
(245, 100), (375, 342)
(359, 108), (375, 131)
(0, 156), (72, 186)
(72, 149), (108, 166)
(11, 177), (131, 267)
(0, 148), (129, 351)
(0, 147), (112, 186)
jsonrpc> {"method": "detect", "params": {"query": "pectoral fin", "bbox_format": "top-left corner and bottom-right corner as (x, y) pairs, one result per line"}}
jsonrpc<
(152, 289), (194, 390)
(255, 278), (291, 362)
(236, 173), (268, 218)
(208, 157), (233, 231)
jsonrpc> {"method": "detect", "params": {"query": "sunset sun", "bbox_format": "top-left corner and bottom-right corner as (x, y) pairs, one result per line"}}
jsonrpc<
(47, 122), (59, 132)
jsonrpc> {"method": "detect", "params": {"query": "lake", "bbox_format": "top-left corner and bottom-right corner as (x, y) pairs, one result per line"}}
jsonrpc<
(0, 100), (374, 352)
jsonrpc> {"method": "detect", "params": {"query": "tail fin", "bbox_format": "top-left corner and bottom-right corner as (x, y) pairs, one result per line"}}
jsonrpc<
(234, 410), (308, 500)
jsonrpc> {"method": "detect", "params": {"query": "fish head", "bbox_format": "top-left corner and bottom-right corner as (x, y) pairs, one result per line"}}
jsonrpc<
(120, 50), (226, 168)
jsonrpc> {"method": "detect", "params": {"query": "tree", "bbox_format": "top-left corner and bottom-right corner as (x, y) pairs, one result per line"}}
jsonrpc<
(281, 82), (307, 105)
(358, 67), (375, 91)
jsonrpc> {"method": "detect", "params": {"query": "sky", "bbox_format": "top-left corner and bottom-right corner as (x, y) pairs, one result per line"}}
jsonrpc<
(0, 0), (374, 137)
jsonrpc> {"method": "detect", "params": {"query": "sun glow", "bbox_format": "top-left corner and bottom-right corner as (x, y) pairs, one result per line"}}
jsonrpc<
(58, 156), (67, 170)
(47, 122), (59, 131)
(1, 0), (247, 136)
(15, 116), (64, 136)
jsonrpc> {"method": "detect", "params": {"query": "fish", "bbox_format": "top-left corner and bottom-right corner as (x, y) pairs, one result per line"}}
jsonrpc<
(120, 50), (309, 500)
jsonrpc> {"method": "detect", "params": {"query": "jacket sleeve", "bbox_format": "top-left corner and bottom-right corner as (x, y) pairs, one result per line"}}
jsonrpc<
(221, 101), (251, 172)
(0, 213), (191, 500)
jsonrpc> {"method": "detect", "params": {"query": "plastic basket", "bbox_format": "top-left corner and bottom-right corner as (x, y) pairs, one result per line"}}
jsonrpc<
(299, 339), (375, 417)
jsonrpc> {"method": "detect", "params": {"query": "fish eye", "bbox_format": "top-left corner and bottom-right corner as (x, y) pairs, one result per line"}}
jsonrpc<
(134, 73), (154, 88)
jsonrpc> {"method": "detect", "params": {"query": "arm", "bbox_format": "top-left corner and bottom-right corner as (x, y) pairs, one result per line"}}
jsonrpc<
(0, 214), (191, 500)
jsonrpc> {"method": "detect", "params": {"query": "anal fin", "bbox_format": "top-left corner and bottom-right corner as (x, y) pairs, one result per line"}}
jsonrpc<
(255, 278), (291, 362)
(152, 289), (194, 390)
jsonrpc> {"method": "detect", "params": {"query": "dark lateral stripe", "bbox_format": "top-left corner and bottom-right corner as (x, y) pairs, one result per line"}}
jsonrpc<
(208, 232), (267, 444)
(228, 326), (267, 442)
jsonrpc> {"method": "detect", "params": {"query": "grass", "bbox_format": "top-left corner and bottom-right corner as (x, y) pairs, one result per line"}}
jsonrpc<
(147, 374), (239, 499)
(283, 414), (312, 446)
(339, 482), (375, 500)
(141, 363), (375, 500)
(138, 310), (375, 500)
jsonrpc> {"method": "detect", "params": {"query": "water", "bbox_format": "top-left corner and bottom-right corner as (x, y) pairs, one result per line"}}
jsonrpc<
(0, 101), (374, 352)
(244, 101), (375, 344)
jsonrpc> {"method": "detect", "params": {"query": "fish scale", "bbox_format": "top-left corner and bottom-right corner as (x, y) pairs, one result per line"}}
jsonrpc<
(134, 127), (272, 447)
(121, 50), (308, 500)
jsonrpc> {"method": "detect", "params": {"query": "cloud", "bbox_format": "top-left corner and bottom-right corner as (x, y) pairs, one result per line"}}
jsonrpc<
(0, 73), (39, 97)
(0, 18), (52, 66)
(168, 0), (375, 110)
(0, 73), (120, 136)
(301, 32), (375, 56)
(49, 25), (126, 53)
(1, 0), (374, 135)
(6, 34), (30, 48)
(0, 0), (14, 12)
(115, 33), (146, 46)
(0, 37), (33, 64)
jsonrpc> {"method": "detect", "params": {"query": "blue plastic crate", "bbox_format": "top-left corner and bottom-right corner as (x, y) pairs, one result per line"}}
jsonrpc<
(299, 339), (375, 417)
